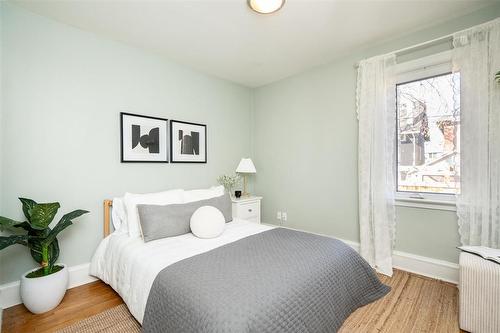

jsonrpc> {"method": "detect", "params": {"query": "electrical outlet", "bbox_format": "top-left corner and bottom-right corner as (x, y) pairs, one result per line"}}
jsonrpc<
(276, 211), (282, 220)
(282, 212), (287, 222)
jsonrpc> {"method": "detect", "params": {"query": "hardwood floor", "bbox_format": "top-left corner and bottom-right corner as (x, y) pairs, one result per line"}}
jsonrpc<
(1, 281), (123, 333)
(2, 269), (464, 333)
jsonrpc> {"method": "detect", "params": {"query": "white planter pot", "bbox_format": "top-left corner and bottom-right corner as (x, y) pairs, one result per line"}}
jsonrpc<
(20, 264), (69, 314)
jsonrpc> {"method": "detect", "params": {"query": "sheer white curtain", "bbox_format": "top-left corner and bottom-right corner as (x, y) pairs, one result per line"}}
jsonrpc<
(454, 19), (500, 248)
(356, 55), (397, 276)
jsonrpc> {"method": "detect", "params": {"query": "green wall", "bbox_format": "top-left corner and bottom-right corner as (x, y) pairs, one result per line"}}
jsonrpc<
(0, 4), (252, 284)
(253, 4), (500, 264)
(1, 2), (498, 286)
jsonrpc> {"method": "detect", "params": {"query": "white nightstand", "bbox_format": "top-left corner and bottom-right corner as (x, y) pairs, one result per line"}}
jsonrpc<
(231, 196), (262, 223)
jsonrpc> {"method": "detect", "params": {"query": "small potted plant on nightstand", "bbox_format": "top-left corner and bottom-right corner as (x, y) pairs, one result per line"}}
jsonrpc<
(217, 174), (241, 198)
(0, 198), (88, 314)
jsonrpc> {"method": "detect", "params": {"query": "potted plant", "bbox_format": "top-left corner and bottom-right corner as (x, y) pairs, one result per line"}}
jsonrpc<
(0, 198), (88, 314)
(217, 174), (241, 197)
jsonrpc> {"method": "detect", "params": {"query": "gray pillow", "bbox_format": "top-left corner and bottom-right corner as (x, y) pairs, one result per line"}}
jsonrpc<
(137, 193), (232, 242)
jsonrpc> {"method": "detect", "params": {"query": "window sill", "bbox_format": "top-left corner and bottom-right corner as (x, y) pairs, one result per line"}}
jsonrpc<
(395, 198), (456, 211)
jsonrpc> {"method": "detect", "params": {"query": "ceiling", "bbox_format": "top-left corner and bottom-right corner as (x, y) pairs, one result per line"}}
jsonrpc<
(11, 0), (495, 87)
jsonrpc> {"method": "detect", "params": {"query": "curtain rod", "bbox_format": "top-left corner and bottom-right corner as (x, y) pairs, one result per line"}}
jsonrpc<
(354, 17), (500, 68)
(353, 34), (453, 68)
(392, 35), (453, 57)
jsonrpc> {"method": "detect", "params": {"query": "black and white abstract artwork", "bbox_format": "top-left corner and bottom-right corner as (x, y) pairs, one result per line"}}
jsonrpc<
(120, 112), (168, 163)
(170, 120), (207, 163)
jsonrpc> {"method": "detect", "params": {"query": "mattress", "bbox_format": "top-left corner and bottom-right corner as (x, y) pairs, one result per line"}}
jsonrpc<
(89, 219), (274, 323)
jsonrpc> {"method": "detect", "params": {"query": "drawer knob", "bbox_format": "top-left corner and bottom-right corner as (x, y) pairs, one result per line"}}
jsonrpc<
(248, 209), (252, 212)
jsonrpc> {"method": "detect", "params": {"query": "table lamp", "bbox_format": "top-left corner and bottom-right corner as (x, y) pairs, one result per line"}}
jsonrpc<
(236, 158), (256, 197)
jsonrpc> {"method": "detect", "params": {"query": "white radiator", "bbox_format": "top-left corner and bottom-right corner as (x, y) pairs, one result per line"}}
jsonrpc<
(459, 252), (500, 333)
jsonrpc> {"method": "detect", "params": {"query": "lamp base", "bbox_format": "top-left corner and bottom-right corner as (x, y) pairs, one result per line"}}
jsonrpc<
(242, 174), (251, 197)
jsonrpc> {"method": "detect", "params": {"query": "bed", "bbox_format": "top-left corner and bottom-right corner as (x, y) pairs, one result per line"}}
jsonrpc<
(90, 195), (389, 332)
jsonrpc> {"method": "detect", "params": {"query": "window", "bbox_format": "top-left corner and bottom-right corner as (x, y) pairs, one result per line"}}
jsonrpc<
(395, 55), (460, 203)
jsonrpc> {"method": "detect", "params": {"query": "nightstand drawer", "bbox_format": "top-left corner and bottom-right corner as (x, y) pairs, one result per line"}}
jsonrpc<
(246, 216), (260, 224)
(232, 196), (262, 223)
(236, 201), (260, 220)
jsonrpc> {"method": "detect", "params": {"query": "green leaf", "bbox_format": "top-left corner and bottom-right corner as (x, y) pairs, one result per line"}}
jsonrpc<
(13, 222), (32, 231)
(42, 210), (88, 247)
(48, 239), (60, 267)
(0, 216), (25, 232)
(30, 236), (59, 267)
(0, 235), (29, 250)
(29, 202), (60, 230)
(19, 198), (37, 221)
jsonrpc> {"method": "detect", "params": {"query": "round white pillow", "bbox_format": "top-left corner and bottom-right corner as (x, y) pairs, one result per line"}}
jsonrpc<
(190, 206), (225, 239)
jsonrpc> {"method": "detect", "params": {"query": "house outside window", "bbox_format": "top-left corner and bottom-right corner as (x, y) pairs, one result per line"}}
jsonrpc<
(394, 51), (460, 209)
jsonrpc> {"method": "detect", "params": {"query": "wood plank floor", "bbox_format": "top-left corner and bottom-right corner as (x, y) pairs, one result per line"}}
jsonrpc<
(1, 281), (123, 333)
(2, 269), (464, 333)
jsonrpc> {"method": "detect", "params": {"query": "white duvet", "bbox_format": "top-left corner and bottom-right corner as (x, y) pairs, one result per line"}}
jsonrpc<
(89, 219), (274, 324)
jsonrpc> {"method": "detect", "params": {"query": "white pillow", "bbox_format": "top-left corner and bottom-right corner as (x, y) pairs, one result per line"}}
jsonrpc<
(124, 189), (184, 237)
(111, 197), (127, 233)
(190, 206), (225, 239)
(183, 185), (224, 203)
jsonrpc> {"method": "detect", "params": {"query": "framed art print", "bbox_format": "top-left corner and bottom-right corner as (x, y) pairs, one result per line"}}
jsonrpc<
(170, 120), (207, 163)
(120, 112), (168, 163)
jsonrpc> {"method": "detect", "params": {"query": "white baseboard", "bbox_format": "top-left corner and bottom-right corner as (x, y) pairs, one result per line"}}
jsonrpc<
(265, 223), (459, 284)
(339, 238), (458, 284)
(0, 263), (97, 309)
(67, 263), (98, 289)
(392, 250), (459, 284)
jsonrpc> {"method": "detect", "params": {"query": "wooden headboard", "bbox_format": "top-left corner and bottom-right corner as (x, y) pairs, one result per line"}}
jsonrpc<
(103, 199), (113, 237)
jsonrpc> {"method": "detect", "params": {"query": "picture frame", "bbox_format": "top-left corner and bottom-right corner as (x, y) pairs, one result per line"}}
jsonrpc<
(170, 120), (207, 163)
(120, 112), (169, 163)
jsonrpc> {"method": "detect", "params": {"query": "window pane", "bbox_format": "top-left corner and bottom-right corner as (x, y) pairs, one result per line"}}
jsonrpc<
(396, 72), (460, 195)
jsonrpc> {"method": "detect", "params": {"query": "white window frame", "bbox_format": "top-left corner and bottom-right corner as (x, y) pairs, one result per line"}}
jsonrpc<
(394, 50), (457, 211)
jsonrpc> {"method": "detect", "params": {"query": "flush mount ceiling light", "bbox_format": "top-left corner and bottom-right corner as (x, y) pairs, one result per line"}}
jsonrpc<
(248, 0), (285, 14)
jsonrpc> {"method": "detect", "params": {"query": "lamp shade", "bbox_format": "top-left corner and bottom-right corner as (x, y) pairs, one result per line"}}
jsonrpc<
(236, 158), (256, 173)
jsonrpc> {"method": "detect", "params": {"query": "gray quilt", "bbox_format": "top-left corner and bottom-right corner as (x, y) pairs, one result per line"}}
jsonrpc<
(142, 228), (390, 333)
